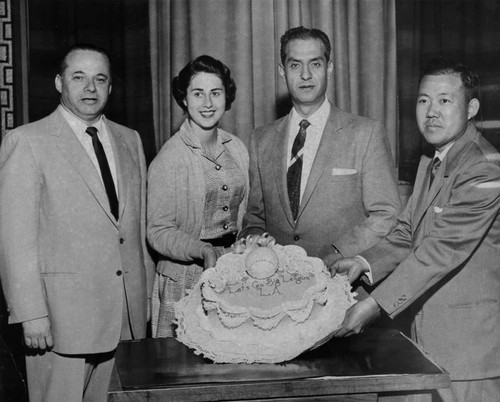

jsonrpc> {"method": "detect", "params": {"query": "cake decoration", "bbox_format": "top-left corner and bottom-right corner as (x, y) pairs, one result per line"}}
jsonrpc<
(174, 233), (356, 363)
(245, 246), (279, 279)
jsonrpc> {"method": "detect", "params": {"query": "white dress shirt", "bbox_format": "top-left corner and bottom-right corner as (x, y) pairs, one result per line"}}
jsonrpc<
(433, 141), (454, 163)
(286, 97), (331, 201)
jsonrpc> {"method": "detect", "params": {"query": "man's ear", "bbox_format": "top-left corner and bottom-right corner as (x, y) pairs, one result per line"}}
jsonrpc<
(278, 64), (286, 80)
(55, 75), (62, 94)
(327, 60), (333, 78)
(468, 98), (480, 120)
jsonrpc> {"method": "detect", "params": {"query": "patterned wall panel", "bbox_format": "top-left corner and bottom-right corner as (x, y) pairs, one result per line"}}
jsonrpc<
(0, 0), (13, 137)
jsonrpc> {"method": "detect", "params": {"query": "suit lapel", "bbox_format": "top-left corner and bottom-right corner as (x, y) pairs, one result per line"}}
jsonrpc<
(50, 111), (128, 228)
(412, 124), (478, 232)
(106, 121), (132, 223)
(50, 114), (117, 225)
(298, 112), (341, 218)
(412, 156), (434, 231)
(272, 117), (295, 225)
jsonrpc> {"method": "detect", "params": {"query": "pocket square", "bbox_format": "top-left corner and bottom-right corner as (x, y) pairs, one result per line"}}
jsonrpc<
(331, 168), (357, 176)
(433, 206), (443, 213)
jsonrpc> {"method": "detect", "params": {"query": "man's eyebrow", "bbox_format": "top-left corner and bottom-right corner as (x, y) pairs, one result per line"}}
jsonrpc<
(287, 56), (325, 63)
(417, 91), (452, 97)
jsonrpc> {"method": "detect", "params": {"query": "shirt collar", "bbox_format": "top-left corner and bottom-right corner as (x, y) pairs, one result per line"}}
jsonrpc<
(290, 97), (330, 132)
(179, 118), (232, 149)
(433, 141), (455, 162)
(58, 104), (104, 134)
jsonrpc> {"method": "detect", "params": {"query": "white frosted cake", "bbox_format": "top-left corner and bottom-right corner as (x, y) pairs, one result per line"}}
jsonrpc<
(174, 234), (356, 363)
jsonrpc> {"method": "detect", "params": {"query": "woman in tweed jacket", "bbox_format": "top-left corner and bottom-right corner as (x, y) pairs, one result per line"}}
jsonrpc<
(147, 55), (249, 337)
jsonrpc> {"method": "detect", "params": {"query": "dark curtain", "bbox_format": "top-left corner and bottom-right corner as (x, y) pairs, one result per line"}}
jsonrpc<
(26, 0), (156, 163)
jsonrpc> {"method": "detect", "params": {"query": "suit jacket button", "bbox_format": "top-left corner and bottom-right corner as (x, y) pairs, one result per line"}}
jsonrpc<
(116, 270), (122, 276)
(119, 238), (125, 244)
(294, 235), (299, 241)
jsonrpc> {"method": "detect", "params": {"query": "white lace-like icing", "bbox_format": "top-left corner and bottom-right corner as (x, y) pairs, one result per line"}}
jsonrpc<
(174, 238), (357, 364)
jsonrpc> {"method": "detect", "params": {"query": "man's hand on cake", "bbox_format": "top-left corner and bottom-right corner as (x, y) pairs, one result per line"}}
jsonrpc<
(333, 296), (381, 337)
(323, 252), (343, 269)
(326, 256), (369, 284)
(309, 332), (335, 350)
(233, 233), (276, 253)
(201, 244), (219, 270)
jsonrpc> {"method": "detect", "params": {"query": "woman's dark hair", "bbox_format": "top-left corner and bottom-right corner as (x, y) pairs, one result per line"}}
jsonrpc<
(172, 55), (237, 112)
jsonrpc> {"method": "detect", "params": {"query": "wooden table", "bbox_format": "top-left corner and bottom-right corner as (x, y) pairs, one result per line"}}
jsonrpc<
(108, 327), (449, 401)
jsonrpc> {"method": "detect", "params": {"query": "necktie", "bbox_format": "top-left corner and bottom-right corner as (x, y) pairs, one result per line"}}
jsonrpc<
(429, 156), (441, 188)
(86, 127), (119, 220)
(287, 119), (310, 220)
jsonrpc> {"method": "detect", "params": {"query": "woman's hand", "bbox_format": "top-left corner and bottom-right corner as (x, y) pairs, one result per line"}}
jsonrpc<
(201, 244), (219, 270)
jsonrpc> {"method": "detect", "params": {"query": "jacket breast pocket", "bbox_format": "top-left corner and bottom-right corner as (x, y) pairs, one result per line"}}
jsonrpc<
(329, 168), (358, 182)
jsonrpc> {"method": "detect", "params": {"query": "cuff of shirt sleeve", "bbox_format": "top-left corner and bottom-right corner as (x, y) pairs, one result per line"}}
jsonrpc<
(355, 255), (373, 284)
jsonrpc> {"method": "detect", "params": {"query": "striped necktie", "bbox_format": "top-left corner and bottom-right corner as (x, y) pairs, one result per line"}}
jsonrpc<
(287, 119), (310, 220)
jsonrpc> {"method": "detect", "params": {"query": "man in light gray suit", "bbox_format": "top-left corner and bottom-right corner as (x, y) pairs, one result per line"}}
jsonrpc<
(326, 59), (500, 401)
(240, 26), (401, 264)
(0, 44), (153, 402)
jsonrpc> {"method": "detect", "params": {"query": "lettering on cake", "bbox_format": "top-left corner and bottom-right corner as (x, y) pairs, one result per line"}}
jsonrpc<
(225, 282), (251, 294)
(224, 271), (313, 297)
(280, 271), (312, 285)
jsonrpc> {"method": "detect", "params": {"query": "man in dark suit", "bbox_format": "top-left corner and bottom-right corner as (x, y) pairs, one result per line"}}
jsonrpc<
(327, 59), (500, 401)
(0, 44), (153, 402)
(240, 26), (401, 262)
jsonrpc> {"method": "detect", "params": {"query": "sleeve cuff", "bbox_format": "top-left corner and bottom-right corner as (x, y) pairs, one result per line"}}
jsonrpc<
(355, 255), (373, 284)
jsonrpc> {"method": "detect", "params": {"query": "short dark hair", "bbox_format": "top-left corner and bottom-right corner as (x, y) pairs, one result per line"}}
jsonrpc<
(280, 26), (331, 65)
(420, 57), (480, 101)
(59, 43), (112, 78)
(172, 55), (237, 112)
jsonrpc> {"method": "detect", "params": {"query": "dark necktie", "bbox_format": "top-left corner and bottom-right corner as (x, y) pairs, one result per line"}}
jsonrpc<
(287, 119), (310, 220)
(86, 126), (119, 220)
(429, 156), (441, 188)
